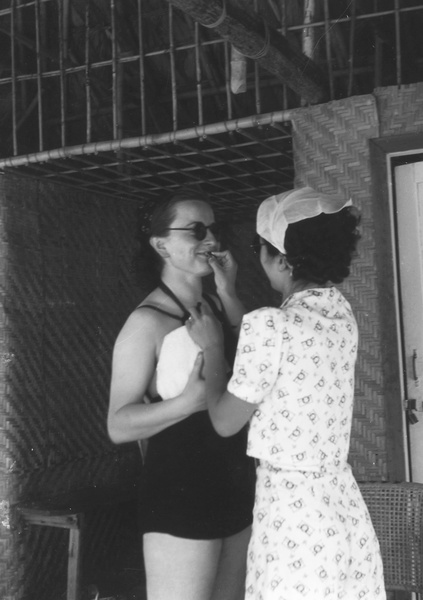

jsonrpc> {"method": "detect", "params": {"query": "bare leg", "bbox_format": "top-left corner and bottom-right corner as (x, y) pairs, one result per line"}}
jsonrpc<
(210, 526), (251, 600)
(143, 532), (222, 600)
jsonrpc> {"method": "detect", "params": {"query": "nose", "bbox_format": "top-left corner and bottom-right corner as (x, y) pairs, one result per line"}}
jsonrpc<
(203, 227), (218, 246)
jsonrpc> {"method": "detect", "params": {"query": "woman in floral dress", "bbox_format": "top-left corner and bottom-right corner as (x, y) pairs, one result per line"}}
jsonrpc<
(186, 187), (386, 600)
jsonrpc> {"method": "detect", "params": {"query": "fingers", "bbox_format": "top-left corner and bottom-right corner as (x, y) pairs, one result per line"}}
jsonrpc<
(195, 351), (205, 380)
(211, 249), (232, 260)
(194, 351), (204, 368)
(207, 249), (231, 267)
(187, 351), (204, 381)
(208, 250), (237, 279)
(187, 302), (213, 321)
(187, 305), (201, 321)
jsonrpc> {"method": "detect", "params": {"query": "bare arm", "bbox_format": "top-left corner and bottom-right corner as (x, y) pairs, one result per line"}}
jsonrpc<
(107, 309), (206, 444)
(187, 304), (257, 436)
(208, 250), (246, 332)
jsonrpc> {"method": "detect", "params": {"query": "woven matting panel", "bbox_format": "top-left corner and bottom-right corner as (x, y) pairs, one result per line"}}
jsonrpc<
(0, 173), (144, 600)
(1, 174), (142, 502)
(291, 95), (388, 480)
(360, 483), (423, 593)
(375, 82), (423, 137)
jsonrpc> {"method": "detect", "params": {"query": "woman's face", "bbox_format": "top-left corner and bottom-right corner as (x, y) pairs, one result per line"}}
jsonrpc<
(259, 239), (285, 292)
(158, 200), (220, 277)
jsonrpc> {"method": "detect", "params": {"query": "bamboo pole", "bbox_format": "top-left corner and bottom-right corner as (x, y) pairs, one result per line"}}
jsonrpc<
(85, 0), (91, 143)
(0, 108), (294, 168)
(111, 0), (118, 139)
(347, 0), (357, 97)
(302, 0), (315, 58)
(167, 0), (327, 103)
(194, 21), (204, 125)
(279, 0), (288, 110)
(323, 0), (334, 100)
(137, 0), (146, 135)
(394, 0), (402, 87)
(169, 3), (178, 131)
(224, 41), (233, 120)
(58, 0), (66, 146)
(10, 0), (17, 155)
(35, 0), (43, 151)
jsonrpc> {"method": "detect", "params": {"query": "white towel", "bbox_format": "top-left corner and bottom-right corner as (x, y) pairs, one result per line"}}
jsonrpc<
(156, 325), (201, 400)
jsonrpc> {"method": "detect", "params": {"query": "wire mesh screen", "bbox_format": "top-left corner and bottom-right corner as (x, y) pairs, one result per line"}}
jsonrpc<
(0, 0), (423, 209)
(1, 118), (294, 218)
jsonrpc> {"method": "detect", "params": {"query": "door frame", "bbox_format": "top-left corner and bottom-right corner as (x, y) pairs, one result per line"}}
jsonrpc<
(369, 133), (423, 483)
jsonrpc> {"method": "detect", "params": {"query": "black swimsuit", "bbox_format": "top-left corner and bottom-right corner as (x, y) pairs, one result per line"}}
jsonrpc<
(138, 282), (255, 539)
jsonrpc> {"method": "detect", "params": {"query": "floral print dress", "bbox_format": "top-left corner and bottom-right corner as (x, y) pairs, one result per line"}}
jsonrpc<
(227, 287), (386, 600)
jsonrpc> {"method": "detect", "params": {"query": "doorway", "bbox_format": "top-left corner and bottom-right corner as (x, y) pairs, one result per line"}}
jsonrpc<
(369, 134), (423, 484)
(392, 157), (423, 482)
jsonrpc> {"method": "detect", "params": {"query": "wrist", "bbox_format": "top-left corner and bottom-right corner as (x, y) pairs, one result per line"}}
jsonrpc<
(216, 285), (237, 300)
(202, 341), (223, 351)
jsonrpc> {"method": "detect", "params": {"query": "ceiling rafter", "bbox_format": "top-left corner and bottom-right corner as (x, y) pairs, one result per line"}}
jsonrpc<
(167, 0), (328, 103)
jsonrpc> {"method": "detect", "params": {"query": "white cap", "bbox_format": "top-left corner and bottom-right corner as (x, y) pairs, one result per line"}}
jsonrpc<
(256, 187), (352, 253)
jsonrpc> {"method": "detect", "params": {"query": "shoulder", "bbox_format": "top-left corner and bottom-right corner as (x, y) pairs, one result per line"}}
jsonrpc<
(249, 306), (283, 317)
(242, 306), (285, 324)
(114, 303), (167, 354)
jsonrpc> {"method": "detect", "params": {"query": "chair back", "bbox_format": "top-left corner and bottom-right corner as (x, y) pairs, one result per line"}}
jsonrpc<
(360, 482), (423, 593)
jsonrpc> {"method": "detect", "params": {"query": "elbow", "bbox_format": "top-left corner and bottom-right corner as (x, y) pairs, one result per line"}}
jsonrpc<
(107, 416), (128, 445)
(209, 414), (239, 437)
(107, 427), (124, 445)
(215, 424), (235, 437)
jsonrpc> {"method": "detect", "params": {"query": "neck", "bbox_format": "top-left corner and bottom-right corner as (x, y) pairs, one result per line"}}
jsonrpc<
(161, 272), (203, 305)
(281, 278), (325, 302)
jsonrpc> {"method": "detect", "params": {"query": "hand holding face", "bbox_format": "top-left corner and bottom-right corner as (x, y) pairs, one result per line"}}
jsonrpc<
(207, 249), (238, 294)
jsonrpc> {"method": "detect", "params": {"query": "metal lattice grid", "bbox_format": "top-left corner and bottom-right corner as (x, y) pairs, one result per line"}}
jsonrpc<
(0, 112), (294, 217)
(0, 0), (422, 212)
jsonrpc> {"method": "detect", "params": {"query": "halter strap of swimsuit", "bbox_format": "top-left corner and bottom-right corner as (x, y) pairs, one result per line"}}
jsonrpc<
(158, 281), (191, 323)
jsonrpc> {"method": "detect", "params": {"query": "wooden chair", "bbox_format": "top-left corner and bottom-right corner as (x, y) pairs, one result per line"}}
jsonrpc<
(17, 482), (139, 600)
(360, 482), (423, 595)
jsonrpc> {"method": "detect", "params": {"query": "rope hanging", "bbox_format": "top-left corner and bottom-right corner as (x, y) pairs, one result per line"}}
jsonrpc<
(238, 17), (270, 60)
(202, 0), (227, 28)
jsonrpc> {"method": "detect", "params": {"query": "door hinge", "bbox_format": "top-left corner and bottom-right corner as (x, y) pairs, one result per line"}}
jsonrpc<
(404, 399), (423, 424)
(403, 399), (423, 411)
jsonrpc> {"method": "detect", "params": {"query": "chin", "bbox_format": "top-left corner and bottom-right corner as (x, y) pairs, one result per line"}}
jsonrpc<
(196, 262), (213, 277)
(201, 265), (213, 277)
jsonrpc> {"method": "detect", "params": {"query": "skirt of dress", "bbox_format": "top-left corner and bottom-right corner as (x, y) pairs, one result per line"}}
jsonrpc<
(245, 462), (386, 600)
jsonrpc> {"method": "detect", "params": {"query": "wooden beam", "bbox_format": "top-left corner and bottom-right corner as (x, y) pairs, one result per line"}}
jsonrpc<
(168, 0), (328, 103)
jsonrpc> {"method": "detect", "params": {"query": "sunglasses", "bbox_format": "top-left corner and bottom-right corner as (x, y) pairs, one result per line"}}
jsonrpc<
(167, 221), (221, 241)
(251, 234), (266, 255)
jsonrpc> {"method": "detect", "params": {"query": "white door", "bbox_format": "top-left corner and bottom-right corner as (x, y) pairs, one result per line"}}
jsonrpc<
(394, 161), (423, 483)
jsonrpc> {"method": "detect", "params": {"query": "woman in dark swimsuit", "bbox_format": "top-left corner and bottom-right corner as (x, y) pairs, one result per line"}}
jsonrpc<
(107, 188), (255, 600)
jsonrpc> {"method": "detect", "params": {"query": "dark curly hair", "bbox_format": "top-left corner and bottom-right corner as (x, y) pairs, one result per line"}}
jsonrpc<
(279, 207), (360, 284)
(132, 186), (213, 292)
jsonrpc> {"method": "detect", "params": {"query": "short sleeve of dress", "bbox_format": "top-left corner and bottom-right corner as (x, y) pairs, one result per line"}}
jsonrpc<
(227, 307), (284, 405)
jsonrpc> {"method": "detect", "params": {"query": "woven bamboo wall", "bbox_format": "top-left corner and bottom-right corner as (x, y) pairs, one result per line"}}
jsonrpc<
(290, 94), (386, 481)
(375, 82), (423, 137)
(291, 83), (423, 482)
(0, 174), (143, 599)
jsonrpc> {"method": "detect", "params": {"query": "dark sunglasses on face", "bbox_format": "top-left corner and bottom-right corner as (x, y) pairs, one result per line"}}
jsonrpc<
(251, 233), (267, 255)
(167, 221), (221, 241)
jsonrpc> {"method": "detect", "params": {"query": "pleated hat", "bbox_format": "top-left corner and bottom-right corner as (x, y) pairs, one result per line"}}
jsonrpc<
(257, 186), (352, 253)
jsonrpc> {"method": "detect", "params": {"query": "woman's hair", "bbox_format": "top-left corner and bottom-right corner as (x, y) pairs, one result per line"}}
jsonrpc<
(132, 186), (211, 292)
(283, 207), (361, 284)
